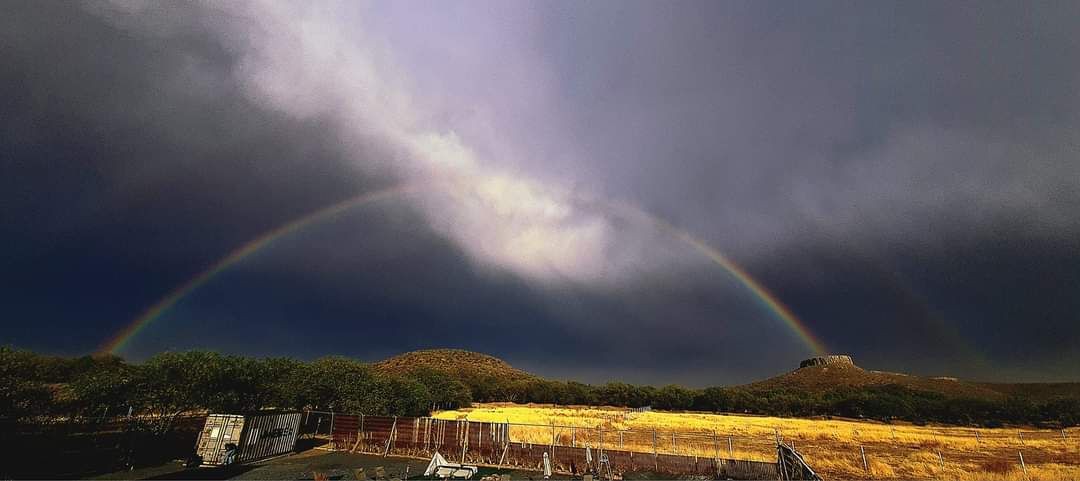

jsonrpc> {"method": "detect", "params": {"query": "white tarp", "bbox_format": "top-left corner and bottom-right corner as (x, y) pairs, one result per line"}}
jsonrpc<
(425, 452), (451, 476)
(424, 452), (477, 479)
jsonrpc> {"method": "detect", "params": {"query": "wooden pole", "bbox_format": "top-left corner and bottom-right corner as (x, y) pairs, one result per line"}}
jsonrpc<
(712, 431), (719, 460)
(1019, 451), (1029, 481)
(936, 450), (945, 472)
(620, 431), (624, 450)
(498, 442), (509, 468)
(384, 416), (397, 457)
(860, 445), (869, 474)
(350, 435), (362, 454)
(975, 430), (980, 443)
(1019, 430), (1025, 445)
(672, 432), (677, 454)
(727, 436), (733, 459)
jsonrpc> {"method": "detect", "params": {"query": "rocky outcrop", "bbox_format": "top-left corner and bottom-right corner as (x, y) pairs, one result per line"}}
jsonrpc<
(799, 355), (855, 369)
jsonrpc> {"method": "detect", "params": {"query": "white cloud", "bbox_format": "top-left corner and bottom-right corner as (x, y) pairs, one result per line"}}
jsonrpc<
(102, 0), (654, 283)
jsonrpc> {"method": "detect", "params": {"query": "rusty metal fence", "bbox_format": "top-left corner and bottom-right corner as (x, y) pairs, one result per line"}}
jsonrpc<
(299, 411), (1080, 480)
(302, 411), (779, 479)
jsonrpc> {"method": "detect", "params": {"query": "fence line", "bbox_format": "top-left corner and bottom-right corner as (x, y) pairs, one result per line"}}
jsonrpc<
(300, 411), (1080, 479)
(302, 412), (779, 478)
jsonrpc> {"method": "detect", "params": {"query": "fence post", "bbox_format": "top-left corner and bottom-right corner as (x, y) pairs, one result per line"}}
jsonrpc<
(936, 450), (944, 472)
(620, 430), (624, 450)
(1019, 430), (1025, 445)
(1019, 451), (1028, 481)
(384, 416), (398, 457)
(728, 436), (733, 459)
(461, 421), (469, 463)
(672, 432), (676, 454)
(975, 430), (980, 443)
(550, 423), (556, 466)
(330, 411), (335, 439)
(860, 445), (869, 475)
(712, 431), (719, 460)
(652, 430), (658, 471)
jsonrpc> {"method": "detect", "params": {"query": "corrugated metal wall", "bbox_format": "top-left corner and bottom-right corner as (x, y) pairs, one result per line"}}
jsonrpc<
(236, 412), (302, 464)
(195, 414), (246, 465)
(194, 413), (301, 466)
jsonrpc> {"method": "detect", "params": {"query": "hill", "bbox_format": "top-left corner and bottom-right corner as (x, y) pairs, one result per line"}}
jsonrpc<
(374, 350), (1080, 403)
(740, 355), (1007, 399)
(373, 349), (536, 383)
(977, 381), (1080, 401)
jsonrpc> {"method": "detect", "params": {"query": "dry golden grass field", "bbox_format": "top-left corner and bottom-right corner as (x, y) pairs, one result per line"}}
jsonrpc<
(434, 403), (1080, 480)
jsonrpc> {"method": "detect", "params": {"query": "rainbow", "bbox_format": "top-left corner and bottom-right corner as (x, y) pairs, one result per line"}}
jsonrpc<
(98, 184), (422, 355)
(672, 231), (827, 354)
(99, 183), (827, 356)
(601, 200), (828, 355)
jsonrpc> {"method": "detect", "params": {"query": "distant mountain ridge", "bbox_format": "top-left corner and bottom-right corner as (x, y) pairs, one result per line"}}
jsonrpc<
(374, 349), (1079, 401)
(741, 355), (1007, 399)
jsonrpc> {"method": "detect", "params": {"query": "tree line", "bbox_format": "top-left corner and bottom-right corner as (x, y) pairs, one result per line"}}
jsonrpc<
(1, 347), (470, 431)
(3, 347), (1078, 430)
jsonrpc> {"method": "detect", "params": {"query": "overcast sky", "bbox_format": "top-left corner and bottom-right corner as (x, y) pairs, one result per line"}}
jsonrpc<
(3, 0), (1079, 385)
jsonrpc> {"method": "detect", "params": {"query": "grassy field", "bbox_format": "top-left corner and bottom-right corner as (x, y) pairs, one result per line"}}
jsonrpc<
(434, 403), (1080, 480)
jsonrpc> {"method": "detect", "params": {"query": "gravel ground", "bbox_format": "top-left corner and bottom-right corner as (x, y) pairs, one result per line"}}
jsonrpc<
(95, 450), (564, 480)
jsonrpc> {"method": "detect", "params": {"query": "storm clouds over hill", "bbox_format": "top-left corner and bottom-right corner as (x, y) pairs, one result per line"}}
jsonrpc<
(3, 1), (1080, 385)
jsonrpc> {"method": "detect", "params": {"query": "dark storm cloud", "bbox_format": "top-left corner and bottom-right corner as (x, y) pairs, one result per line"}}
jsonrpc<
(3, 0), (1080, 385)
(0, 0), (394, 351)
(523, 1), (1080, 248)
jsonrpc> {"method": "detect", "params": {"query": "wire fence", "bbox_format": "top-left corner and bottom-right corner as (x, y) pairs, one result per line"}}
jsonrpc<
(303, 411), (780, 478)
(301, 411), (1080, 480)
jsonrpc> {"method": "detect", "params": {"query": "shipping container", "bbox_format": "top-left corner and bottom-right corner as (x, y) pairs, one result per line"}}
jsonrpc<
(195, 412), (302, 466)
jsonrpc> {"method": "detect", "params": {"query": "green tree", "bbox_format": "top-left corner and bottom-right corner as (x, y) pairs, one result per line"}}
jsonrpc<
(405, 367), (472, 410)
(0, 346), (52, 421)
(653, 385), (695, 411)
(289, 356), (377, 412)
(69, 361), (138, 418)
(693, 386), (732, 413)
